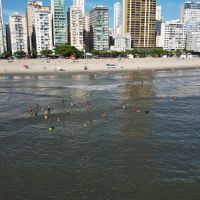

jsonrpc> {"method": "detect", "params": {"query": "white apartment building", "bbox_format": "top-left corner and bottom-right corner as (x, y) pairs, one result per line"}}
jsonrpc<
(83, 14), (90, 50)
(114, 2), (121, 37)
(180, 1), (200, 24)
(0, 0), (4, 53)
(33, 6), (53, 53)
(9, 13), (28, 53)
(156, 5), (162, 21)
(186, 31), (200, 52)
(68, 6), (84, 50)
(180, 1), (200, 52)
(73, 0), (85, 15)
(111, 33), (132, 51)
(157, 20), (186, 50)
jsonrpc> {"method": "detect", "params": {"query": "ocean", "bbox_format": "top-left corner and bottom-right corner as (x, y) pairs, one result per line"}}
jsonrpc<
(0, 70), (200, 200)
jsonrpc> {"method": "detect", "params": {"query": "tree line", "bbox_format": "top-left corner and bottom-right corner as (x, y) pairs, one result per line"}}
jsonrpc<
(0, 44), (195, 59)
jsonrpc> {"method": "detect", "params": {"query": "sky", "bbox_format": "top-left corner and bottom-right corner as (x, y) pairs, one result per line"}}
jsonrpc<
(2, 0), (187, 26)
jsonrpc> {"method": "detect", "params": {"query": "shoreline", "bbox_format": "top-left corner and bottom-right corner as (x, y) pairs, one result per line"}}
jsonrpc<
(0, 57), (200, 76)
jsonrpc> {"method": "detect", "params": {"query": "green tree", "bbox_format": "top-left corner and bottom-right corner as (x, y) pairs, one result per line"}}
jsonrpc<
(31, 49), (38, 58)
(40, 49), (53, 57)
(13, 51), (27, 58)
(54, 44), (83, 58)
(0, 51), (12, 58)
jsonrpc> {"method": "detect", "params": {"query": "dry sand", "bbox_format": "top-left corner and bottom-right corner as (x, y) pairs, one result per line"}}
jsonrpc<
(0, 57), (200, 76)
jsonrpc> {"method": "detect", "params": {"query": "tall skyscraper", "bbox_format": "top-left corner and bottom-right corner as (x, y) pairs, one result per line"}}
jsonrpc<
(9, 13), (28, 53)
(180, 1), (200, 24)
(114, 1), (122, 37)
(123, 0), (156, 48)
(68, 6), (84, 50)
(156, 5), (162, 21)
(0, 0), (4, 53)
(83, 14), (90, 50)
(89, 6), (109, 50)
(5, 24), (11, 53)
(51, 0), (66, 46)
(26, 1), (49, 54)
(33, 6), (53, 53)
(73, 0), (85, 15)
(180, 1), (200, 52)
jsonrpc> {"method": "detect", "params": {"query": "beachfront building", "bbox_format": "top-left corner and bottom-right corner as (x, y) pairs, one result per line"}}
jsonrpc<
(67, 6), (84, 50)
(51, 0), (66, 46)
(122, 0), (156, 48)
(9, 13), (28, 53)
(157, 20), (186, 51)
(180, 1), (200, 24)
(33, 6), (53, 53)
(83, 14), (90, 50)
(89, 6), (109, 51)
(0, 0), (4, 53)
(114, 1), (122, 37)
(186, 31), (200, 52)
(26, 1), (44, 54)
(180, 1), (200, 52)
(111, 33), (132, 51)
(5, 24), (12, 53)
(73, 0), (85, 15)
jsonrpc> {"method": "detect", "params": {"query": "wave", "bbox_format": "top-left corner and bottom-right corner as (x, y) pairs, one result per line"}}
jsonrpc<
(64, 84), (125, 91)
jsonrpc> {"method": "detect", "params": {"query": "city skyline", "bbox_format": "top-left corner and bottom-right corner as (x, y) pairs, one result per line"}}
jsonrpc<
(2, 0), (189, 26)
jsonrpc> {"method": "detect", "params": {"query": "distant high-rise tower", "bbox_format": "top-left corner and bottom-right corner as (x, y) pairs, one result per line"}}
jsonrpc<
(51, 0), (66, 46)
(67, 6), (84, 50)
(26, 1), (49, 54)
(156, 5), (162, 21)
(114, 1), (122, 37)
(9, 13), (28, 53)
(0, 0), (4, 53)
(123, 0), (156, 48)
(89, 6), (109, 50)
(73, 0), (85, 15)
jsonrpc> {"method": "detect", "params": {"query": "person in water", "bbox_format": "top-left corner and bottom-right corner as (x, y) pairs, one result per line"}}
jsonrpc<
(49, 126), (55, 132)
(62, 99), (65, 104)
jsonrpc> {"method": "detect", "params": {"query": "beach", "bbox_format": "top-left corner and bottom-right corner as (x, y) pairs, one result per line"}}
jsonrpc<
(0, 57), (200, 76)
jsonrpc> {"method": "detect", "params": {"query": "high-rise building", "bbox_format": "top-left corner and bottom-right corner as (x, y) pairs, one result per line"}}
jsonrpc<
(89, 6), (109, 50)
(73, 0), (85, 15)
(26, 1), (50, 54)
(68, 6), (84, 50)
(0, 0), (4, 53)
(9, 13), (28, 53)
(83, 14), (90, 50)
(180, 1), (200, 52)
(114, 2), (122, 37)
(5, 23), (12, 53)
(180, 1), (200, 24)
(157, 20), (186, 50)
(33, 6), (53, 53)
(51, 0), (66, 46)
(156, 5), (162, 21)
(123, 0), (156, 48)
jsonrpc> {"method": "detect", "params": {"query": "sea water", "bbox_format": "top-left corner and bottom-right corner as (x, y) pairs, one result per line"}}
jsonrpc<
(0, 71), (200, 200)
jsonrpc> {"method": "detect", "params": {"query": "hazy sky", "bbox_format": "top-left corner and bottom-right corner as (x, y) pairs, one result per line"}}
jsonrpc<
(2, 0), (187, 25)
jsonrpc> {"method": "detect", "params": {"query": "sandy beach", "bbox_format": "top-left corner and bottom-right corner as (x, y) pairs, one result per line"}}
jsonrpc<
(0, 57), (200, 76)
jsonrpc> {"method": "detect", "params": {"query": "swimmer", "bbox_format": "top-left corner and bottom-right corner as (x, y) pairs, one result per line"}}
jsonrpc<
(122, 105), (126, 110)
(44, 114), (49, 120)
(28, 107), (33, 115)
(62, 99), (64, 104)
(57, 117), (61, 123)
(48, 126), (55, 132)
(101, 113), (106, 117)
(145, 110), (150, 114)
(83, 123), (87, 127)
